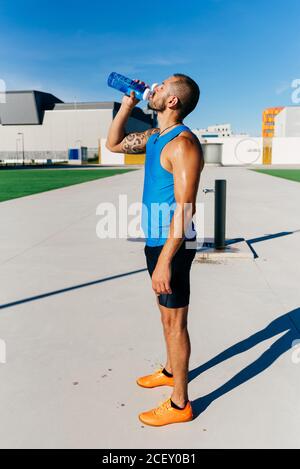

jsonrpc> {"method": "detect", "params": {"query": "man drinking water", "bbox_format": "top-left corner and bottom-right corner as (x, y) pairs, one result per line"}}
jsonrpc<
(106, 74), (204, 426)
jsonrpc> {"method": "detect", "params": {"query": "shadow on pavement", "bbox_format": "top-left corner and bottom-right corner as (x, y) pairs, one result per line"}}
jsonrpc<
(190, 308), (300, 418)
(0, 268), (147, 310)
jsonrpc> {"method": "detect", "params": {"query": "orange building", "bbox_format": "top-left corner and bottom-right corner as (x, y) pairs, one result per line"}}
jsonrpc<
(262, 107), (284, 137)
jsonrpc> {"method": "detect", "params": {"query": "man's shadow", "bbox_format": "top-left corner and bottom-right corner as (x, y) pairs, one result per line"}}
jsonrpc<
(189, 308), (300, 418)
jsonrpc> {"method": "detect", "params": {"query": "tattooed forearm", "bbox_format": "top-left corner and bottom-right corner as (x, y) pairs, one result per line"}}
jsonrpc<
(121, 128), (160, 154)
(122, 133), (145, 154)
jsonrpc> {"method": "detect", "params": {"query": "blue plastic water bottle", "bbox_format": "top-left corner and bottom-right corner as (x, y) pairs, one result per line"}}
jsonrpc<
(107, 72), (153, 101)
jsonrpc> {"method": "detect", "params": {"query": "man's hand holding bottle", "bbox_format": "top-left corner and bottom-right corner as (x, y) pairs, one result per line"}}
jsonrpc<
(121, 79), (150, 111)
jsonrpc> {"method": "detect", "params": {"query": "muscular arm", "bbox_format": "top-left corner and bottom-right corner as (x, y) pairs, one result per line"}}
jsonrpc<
(120, 127), (160, 154)
(106, 102), (159, 154)
(151, 136), (204, 295)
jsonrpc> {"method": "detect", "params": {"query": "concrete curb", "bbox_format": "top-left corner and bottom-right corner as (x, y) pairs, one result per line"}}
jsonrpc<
(194, 238), (254, 261)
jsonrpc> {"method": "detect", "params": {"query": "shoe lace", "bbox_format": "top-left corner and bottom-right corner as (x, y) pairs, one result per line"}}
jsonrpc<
(154, 398), (171, 415)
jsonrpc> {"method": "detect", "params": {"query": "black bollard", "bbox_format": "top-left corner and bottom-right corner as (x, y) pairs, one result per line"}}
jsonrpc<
(214, 179), (226, 250)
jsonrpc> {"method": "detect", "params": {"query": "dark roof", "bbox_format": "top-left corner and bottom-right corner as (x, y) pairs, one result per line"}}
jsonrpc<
(0, 90), (63, 125)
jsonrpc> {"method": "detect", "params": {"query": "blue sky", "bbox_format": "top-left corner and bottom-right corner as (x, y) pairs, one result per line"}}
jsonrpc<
(0, 0), (299, 135)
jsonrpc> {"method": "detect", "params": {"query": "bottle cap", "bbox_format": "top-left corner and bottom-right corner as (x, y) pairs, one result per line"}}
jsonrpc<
(143, 88), (151, 100)
(151, 83), (159, 91)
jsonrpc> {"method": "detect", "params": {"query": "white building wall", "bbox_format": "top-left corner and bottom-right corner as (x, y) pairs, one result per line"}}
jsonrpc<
(0, 104), (154, 161)
(0, 105), (153, 162)
(286, 107), (300, 136)
(272, 137), (300, 164)
(221, 137), (263, 165)
(274, 108), (286, 137)
(193, 124), (232, 138)
(0, 108), (112, 152)
(207, 123), (231, 135)
(274, 107), (300, 137)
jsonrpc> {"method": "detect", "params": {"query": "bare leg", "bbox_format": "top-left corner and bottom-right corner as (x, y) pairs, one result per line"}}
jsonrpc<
(158, 302), (190, 407)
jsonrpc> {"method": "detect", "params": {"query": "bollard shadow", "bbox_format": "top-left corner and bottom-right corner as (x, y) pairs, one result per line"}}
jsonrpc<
(204, 229), (300, 258)
(246, 229), (300, 258)
(189, 308), (300, 418)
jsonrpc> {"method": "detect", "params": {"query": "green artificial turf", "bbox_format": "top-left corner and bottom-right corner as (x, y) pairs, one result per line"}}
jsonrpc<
(252, 169), (300, 183)
(0, 168), (136, 202)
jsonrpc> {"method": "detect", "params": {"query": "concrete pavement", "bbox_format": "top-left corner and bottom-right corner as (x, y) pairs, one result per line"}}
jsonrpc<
(0, 165), (299, 448)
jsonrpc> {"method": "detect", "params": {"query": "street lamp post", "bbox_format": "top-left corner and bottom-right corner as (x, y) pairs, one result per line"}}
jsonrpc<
(18, 132), (25, 166)
(16, 137), (19, 165)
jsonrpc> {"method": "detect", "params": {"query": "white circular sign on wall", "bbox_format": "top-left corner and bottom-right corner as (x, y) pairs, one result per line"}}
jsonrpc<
(234, 138), (261, 164)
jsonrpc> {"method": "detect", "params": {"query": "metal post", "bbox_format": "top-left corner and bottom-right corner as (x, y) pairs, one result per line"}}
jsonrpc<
(22, 134), (25, 166)
(214, 179), (226, 249)
(18, 132), (25, 165)
(16, 137), (19, 165)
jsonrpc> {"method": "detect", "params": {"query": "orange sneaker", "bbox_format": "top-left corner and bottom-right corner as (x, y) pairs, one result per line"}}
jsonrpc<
(136, 367), (174, 388)
(139, 398), (193, 426)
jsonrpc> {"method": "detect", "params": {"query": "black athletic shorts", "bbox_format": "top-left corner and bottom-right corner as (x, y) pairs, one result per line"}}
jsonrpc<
(144, 238), (197, 309)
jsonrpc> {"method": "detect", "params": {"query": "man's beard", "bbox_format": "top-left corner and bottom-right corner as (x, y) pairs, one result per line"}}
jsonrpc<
(147, 96), (166, 113)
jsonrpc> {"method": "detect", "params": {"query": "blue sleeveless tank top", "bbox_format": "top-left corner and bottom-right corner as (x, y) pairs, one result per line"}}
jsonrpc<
(141, 124), (197, 247)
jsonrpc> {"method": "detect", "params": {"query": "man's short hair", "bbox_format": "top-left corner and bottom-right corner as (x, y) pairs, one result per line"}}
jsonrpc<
(171, 73), (200, 119)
